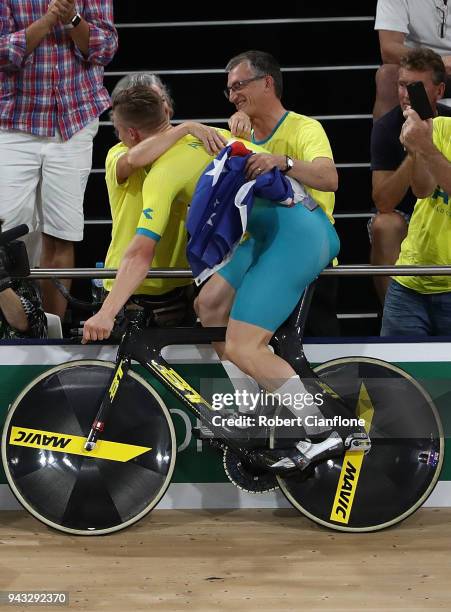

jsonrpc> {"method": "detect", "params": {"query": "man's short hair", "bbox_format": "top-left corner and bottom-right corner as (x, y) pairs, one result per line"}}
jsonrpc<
(225, 50), (283, 99)
(112, 85), (167, 132)
(111, 72), (174, 116)
(400, 48), (447, 85)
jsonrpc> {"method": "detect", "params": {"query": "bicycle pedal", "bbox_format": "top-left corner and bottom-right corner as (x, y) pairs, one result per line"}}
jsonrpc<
(344, 432), (371, 453)
(259, 431), (344, 474)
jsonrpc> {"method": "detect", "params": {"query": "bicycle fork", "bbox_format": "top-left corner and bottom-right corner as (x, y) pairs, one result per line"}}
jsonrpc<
(84, 357), (131, 451)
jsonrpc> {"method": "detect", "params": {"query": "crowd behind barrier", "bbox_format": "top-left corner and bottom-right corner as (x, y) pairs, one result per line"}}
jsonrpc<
(1, 2), (451, 341)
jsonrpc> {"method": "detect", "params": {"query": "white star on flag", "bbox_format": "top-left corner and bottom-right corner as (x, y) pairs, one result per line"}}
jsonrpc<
(206, 212), (217, 226)
(205, 152), (229, 186)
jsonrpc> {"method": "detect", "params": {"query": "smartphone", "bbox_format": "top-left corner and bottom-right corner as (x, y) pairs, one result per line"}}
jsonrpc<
(407, 81), (434, 120)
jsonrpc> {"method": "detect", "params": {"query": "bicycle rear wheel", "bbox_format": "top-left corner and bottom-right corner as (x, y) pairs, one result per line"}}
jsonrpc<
(272, 357), (444, 532)
(1, 360), (176, 535)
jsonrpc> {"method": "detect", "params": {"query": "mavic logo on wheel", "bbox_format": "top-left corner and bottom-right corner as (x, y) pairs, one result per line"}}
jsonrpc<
(330, 455), (363, 523)
(109, 361), (124, 401)
(330, 382), (374, 525)
(9, 426), (151, 462)
(151, 361), (211, 408)
(12, 429), (71, 449)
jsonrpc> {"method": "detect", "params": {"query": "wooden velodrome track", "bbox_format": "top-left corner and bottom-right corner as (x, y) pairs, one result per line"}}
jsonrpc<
(0, 508), (450, 611)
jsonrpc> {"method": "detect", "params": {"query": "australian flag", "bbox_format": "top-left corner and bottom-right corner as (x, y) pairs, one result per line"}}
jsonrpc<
(186, 141), (295, 285)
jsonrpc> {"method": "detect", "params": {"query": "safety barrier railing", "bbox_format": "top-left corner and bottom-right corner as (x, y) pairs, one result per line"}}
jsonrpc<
(25, 265), (451, 279)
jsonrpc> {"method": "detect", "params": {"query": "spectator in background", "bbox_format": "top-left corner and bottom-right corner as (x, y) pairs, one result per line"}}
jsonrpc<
(381, 108), (451, 336)
(373, 0), (451, 119)
(111, 73), (175, 118)
(370, 48), (451, 303)
(201, 50), (340, 337)
(0, 0), (118, 320)
(0, 221), (47, 340)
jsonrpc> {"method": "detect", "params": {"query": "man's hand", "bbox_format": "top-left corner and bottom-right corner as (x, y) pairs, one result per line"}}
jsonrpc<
(245, 153), (286, 180)
(183, 122), (228, 156)
(82, 310), (115, 344)
(228, 112), (252, 140)
(47, 0), (76, 25)
(400, 108), (434, 155)
(44, 1), (60, 27)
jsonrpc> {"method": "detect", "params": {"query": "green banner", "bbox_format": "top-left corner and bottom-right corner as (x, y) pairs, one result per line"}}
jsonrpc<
(0, 360), (450, 485)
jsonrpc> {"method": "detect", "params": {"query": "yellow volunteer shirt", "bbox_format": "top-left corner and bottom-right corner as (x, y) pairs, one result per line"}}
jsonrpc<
(104, 139), (195, 295)
(252, 111), (336, 224)
(395, 116), (451, 293)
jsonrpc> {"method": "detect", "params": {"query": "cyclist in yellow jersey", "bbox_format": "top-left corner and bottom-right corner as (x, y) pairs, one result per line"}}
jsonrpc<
(104, 72), (227, 297)
(381, 110), (451, 335)
(82, 84), (227, 341)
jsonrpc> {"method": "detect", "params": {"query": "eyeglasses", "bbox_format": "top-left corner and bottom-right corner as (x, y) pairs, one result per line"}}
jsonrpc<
(223, 75), (267, 99)
(437, 2), (448, 38)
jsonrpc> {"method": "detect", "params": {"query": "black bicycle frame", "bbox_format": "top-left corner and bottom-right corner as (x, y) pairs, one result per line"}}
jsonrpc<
(84, 282), (348, 456)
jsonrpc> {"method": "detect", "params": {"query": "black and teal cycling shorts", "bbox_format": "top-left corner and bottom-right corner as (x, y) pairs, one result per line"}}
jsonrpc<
(219, 198), (340, 332)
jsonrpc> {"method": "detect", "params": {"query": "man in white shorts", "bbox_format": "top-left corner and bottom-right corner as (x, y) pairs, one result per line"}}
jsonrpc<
(0, 0), (118, 318)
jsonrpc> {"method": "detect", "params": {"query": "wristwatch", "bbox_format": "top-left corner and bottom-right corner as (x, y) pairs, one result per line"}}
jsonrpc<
(65, 12), (82, 29)
(283, 155), (294, 173)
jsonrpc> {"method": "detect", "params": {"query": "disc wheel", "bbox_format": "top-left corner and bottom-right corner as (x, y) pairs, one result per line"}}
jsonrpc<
(271, 357), (444, 532)
(1, 360), (176, 535)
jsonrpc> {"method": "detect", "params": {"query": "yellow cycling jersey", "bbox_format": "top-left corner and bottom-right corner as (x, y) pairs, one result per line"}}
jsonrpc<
(252, 111), (335, 224)
(105, 133), (230, 295)
(395, 116), (451, 293)
(104, 141), (193, 295)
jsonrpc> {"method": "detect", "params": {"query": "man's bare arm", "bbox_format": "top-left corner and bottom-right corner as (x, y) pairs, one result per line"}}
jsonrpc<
(400, 109), (446, 197)
(378, 30), (409, 64)
(0, 289), (28, 332)
(25, 10), (58, 55)
(118, 123), (227, 184)
(82, 235), (156, 342)
(244, 153), (338, 192)
(372, 156), (413, 212)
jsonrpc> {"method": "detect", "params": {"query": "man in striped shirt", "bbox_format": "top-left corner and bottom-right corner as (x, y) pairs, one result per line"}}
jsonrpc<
(0, 0), (118, 318)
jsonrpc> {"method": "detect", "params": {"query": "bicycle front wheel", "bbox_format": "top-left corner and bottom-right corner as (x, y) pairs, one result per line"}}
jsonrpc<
(2, 360), (176, 535)
(273, 357), (444, 532)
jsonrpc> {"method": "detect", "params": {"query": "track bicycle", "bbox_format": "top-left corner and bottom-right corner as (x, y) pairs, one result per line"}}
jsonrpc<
(1, 283), (444, 535)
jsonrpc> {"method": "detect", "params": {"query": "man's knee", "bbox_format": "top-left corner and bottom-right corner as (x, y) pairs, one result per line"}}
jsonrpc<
(223, 337), (252, 372)
(196, 277), (233, 323)
(372, 212), (407, 244)
(40, 233), (74, 265)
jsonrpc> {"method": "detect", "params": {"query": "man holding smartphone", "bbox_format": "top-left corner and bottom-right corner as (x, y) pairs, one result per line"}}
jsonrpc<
(380, 105), (451, 336)
(370, 48), (451, 303)
(374, 0), (451, 119)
